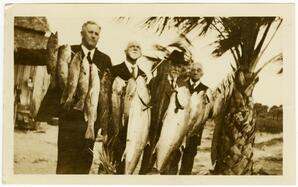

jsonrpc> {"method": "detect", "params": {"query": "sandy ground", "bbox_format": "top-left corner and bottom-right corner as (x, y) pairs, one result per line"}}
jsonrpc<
(14, 121), (282, 175)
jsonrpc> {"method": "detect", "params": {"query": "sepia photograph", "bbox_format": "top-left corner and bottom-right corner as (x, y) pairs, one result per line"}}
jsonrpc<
(3, 3), (296, 185)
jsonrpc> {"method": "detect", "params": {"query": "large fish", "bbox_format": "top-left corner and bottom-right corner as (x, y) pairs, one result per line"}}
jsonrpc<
(189, 89), (214, 136)
(122, 78), (137, 126)
(46, 32), (59, 88)
(98, 69), (112, 140)
(111, 77), (126, 139)
(84, 64), (101, 140)
(212, 84), (225, 117)
(155, 86), (191, 172)
(61, 51), (82, 110)
(57, 44), (71, 91)
(73, 57), (90, 111)
(123, 76), (151, 174)
(186, 91), (206, 136)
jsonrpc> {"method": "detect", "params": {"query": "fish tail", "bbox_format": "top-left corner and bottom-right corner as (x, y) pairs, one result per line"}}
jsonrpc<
(84, 125), (95, 140)
(121, 149), (126, 162)
(73, 100), (84, 111)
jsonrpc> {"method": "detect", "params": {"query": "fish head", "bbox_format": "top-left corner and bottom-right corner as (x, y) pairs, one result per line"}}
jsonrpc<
(136, 76), (150, 104)
(47, 32), (59, 50)
(176, 86), (191, 108)
(112, 76), (126, 94)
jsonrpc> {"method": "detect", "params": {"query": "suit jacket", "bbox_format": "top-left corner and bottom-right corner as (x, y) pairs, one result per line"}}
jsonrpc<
(188, 80), (208, 94)
(110, 62), (146, 81)
(71, 45), (112, 74)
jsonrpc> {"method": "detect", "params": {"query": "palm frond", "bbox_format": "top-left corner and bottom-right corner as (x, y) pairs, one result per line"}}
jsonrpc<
(98, 145), (116, 174)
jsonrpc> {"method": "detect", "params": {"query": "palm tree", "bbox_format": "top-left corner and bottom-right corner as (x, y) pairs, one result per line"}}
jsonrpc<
(141, 17), (282, 175)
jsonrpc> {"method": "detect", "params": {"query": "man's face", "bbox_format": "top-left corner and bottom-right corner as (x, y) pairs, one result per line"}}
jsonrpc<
(81, 24), (100, 50)
(190, 63), (203, 81)
(168, 64), (182, 79)
(125, 42), (142, 62)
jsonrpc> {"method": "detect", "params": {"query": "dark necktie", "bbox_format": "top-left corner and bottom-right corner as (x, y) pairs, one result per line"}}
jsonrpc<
(131, 66), (136, 78)
(87, 52), (93, 64)
(171, 78), (175, 89)
(190, 82), (196, 93)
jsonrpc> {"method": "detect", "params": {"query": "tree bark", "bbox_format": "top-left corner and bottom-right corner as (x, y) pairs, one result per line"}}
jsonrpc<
(213, 69), (257, 175)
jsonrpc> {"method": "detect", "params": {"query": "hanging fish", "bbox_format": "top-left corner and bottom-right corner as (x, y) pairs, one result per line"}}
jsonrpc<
(155, 86), (191, 173)
(98, 69), (112, 141)
(111, 76), (126, 140)
(122, 78), (137, 126)
(73, 57), (90, 111)
(123, 76), (151, 174)
(84, 64), (101, 140)
(46, 32), (59, 88)
(57, 44), (71, 91)
(187, 91), (207, 136)
(61, 51), (81, 110)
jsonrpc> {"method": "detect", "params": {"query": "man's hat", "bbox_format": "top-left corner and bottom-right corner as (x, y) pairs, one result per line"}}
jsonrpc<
(168, 50), (188, 65)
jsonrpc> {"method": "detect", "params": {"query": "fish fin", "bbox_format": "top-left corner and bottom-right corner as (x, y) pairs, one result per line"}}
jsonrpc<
(121, 115), (125, 127)
(146, 140), (151, 147)
(121, 149), (126, 162)
(83, 110), (88, 122)
(174, 91), (184, 113)
(181, 136), (187, 151)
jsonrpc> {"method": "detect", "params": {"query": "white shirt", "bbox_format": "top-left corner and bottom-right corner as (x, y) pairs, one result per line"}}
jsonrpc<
(189, 79), (201, 90)
(168, 75), (177, 88)
(81, 45), (95, 61)
(125, 61), (138, 78)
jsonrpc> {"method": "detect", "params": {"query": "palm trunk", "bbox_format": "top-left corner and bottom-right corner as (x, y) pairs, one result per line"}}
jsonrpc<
(213, 69), (257, 175)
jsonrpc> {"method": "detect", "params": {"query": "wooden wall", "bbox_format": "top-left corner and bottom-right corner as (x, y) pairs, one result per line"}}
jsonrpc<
(14, 64), (51, 118)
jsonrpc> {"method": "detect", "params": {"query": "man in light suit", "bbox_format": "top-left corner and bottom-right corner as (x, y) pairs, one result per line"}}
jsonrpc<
(56, 21), (112, 174)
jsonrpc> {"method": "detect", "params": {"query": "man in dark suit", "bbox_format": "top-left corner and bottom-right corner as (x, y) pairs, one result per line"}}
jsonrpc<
(56, 21), (112, 174)
(111, 41), (146, 80)
(179, 62), (209, 175)
(139, 50), (188, 175)
(110, 41), (146, 174)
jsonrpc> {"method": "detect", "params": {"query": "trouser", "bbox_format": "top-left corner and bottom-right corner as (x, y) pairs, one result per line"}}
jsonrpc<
(162, 149), (182, 175)
(139, 144), (155, 174)
(56, 108), (100, 174)
(114, 123), (127, 174)
(179, 135), (200, 175)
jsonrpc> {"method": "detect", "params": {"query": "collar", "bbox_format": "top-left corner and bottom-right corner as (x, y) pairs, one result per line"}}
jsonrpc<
(125, 61), (138, 71)
(167, 75), (177, 85)
(189, 79), (201, 89)
(81, 45), (96, 60)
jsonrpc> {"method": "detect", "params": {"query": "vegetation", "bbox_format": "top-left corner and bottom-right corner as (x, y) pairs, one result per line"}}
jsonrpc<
(141, 17), (283, 175)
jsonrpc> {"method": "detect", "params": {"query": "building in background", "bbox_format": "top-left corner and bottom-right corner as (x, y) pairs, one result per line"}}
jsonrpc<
(14, 17), (52, 129)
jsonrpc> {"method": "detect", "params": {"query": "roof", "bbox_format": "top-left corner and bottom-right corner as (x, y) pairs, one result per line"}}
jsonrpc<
(14, 17), (50, 49)
(14, 17), (50, 33)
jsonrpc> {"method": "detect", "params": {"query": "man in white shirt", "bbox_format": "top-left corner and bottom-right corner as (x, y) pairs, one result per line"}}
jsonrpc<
(110, 41), (146, 174)
(111, 41), (146, 80)
(179, 62), (209, 175)
(57, 21), (112, 174)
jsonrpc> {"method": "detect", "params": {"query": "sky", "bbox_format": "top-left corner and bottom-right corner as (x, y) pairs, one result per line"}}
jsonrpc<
(45, 16), (283, 107)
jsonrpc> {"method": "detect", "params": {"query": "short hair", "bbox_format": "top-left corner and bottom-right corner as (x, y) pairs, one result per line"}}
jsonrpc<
(81, 21), (101, 32)
(125, 41), (141, 51)
(191, 62), (203, 70)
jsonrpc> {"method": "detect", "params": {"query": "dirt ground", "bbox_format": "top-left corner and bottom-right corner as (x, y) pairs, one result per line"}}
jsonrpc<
(14, 121), (282, 175)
